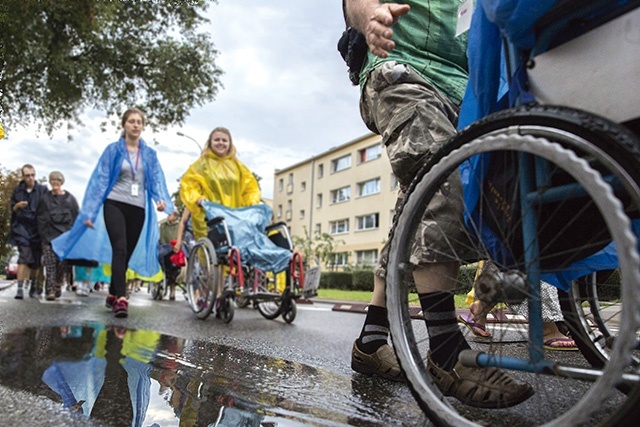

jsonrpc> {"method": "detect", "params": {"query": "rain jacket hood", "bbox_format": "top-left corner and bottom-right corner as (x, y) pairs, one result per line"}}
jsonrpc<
(52, 138), (174, 277)
(180, 149), (261, 240)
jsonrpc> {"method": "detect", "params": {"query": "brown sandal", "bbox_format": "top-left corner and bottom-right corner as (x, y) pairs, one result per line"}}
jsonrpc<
(427, 353), (533, 408)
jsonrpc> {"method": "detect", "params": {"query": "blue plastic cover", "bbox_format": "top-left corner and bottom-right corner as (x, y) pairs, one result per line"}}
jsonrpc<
(201, 201), (292, 273)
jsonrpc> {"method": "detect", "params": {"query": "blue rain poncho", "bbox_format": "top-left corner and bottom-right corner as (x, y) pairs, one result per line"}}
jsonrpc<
(53, 138), (174, 277)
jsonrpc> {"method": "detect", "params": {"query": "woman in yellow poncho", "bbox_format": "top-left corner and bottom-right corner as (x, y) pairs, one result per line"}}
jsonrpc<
(180, 126), (261, 240)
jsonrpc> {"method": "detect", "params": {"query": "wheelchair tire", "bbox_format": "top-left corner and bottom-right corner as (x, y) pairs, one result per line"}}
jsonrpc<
(257, 300), (282, 320)
(281, 299), (297, 324)
(217, 295), (235, 324)
(186, 238), (219, 320)
(386, 112), (640, 426)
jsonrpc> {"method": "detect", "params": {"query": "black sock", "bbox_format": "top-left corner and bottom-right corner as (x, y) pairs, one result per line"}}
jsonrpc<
(420, 291), (470, 371)
(356, 305), (389, 354)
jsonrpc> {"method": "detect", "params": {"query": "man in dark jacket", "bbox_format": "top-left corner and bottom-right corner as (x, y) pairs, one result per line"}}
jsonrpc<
(9, 164), (47, 299)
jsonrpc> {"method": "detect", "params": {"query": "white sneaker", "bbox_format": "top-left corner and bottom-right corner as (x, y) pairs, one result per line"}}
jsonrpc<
(76, 283), (89, 297)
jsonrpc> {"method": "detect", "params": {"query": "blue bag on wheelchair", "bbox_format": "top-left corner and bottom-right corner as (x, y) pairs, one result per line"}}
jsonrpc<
(201, 201), (292, 273)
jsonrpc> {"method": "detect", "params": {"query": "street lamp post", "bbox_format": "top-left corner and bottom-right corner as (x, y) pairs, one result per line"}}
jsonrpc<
(176, 131), (203, 152)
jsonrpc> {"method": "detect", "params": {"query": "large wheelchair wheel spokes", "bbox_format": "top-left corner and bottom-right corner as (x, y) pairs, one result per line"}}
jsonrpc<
(387, 128), (640, 426)
(186, 238), (219, 320)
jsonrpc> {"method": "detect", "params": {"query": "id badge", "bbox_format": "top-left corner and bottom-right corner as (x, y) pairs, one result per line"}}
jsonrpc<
(131, 183), (139, 197)
(456, 0), (474, 37)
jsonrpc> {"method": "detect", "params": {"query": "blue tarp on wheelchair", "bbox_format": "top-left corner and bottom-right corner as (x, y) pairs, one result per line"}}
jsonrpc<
(458, 0), (635, 291)
(201, 201), (292, 274)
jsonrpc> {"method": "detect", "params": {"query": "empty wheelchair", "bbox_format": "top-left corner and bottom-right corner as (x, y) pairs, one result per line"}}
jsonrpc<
(185, 201), (311, 324)
(385, 1), (640, 426)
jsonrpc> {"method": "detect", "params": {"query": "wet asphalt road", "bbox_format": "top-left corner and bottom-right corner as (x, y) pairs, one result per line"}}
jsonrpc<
(0, 279), (625, 426)
(0, 280), (428, 427)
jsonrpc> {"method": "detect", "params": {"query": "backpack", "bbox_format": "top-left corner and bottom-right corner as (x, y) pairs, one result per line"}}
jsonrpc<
(337, 2), (367, 85)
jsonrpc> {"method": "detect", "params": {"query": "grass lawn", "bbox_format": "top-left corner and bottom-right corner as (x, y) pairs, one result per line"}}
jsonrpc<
(316, 289), (470, 308)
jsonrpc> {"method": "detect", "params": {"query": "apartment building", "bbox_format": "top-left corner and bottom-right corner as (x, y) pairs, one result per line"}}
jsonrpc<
(273, 133), (399, 270)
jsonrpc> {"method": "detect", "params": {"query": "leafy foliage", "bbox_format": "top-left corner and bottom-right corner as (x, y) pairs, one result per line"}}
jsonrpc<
(293, 226), (344, 269)
(0, 167), (22, 259)
(0, 0), (223, 134)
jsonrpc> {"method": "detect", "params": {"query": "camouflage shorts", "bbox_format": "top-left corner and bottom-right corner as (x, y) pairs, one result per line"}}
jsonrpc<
(359, 62), (472, 277)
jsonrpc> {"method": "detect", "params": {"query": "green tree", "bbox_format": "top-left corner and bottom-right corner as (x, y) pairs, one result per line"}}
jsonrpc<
(293, 227), (344, 269)
(0, 167), (22, 259)
(0, 0), (223, 134)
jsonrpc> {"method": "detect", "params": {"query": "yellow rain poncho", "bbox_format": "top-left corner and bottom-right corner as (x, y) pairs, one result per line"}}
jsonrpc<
(180, 148), (261, 240)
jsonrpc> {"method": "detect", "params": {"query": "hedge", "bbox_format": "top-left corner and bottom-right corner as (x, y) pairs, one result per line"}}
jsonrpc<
(319, 264), (479, 293)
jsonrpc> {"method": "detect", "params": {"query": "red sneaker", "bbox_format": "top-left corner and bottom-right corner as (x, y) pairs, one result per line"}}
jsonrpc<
(106, 294), (117, 311)
(113, 297), (128, 318)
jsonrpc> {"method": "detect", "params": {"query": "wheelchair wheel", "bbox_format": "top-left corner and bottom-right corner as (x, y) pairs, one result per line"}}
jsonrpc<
(186, 238), (219, 320)
(386, 111), (640, 426)
(217, 294), (235, 324)
(256, 275), (285, 320)
(464, 106), (640, 373)
(281, 298), (297, 324)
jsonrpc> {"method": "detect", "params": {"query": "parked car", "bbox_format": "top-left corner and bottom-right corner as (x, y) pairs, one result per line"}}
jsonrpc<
(5, 254), (18, 280)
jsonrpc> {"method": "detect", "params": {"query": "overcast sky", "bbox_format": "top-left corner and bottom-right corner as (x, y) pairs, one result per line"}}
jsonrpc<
(0, 0), (370, 216)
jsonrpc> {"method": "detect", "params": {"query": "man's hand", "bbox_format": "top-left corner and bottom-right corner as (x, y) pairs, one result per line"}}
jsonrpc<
(156, 200), (166, 212)
(13, 201), (28, 211)
(364, 3), (410, 58)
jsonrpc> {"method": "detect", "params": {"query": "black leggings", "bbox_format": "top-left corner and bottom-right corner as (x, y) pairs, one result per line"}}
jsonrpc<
(104, 199), (145, 298)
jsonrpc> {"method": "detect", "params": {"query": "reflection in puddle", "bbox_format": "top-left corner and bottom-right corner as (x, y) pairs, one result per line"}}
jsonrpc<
(0, 325), (425, 426)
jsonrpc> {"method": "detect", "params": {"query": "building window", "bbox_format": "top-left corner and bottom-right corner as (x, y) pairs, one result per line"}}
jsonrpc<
(301, 181), (306, 192)
(356, 249), (378, 266)
(331, 154), (351, 173)
(358, 144), (382, 163)
(277, 204), (282, 218)
(390, 173), (399, 191)
(330, 186), (350, 204)
(356, 213), (380, 231)
(278, 179), (284, 192)
(357, 178), (380, 197)
(331, 252), (349, 267)
(315, 223), (321, 235)
(330, 219), (349, 235)
(286, 173), (294, 194)
(317, 163), (324, 178)
(300, 209), (305, 219)
(285, 200), (292, 221)
(316, 193), (323, 208)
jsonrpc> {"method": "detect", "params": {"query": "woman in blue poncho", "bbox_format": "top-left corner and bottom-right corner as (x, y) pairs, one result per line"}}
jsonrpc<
(53, 108), (174, 318)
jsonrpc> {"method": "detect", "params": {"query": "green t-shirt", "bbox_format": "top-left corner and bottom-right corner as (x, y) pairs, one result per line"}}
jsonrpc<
(159, 220), (180, 244)
(360, 0), (469, 105)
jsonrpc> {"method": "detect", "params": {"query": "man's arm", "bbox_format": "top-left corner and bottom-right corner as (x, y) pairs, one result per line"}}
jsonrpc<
(345, 0), (410, 59)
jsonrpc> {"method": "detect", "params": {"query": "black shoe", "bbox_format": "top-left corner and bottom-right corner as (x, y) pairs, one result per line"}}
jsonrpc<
(29, 284), (37, 298)
(55, 289), (61, 298)
(15, 288), (24, 300)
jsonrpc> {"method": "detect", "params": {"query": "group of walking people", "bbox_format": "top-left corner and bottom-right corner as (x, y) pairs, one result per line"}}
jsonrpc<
(9, 108), (261, 319)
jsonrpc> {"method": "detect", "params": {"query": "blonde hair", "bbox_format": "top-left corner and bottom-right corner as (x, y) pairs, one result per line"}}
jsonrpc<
(205, 127), (235, 157)
(49, 171), (65, 184)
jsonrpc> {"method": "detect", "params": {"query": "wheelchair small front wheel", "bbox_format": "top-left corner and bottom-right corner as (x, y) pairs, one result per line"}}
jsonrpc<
(282, 299), (297, 324)
(217, 295), (235, 324)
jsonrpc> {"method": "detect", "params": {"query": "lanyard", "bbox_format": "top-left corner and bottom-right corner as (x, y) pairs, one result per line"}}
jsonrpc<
(125, 145), (141, 181)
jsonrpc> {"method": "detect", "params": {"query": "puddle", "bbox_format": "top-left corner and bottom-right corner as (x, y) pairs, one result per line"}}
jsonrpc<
(0, 325), (425, 426)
